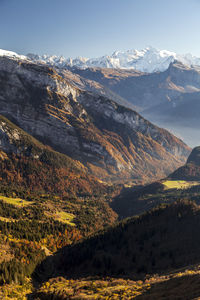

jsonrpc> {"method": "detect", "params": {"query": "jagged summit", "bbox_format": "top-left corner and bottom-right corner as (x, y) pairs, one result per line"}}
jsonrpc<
(1, 47), (200, 73)
(27, 46), (200, 73)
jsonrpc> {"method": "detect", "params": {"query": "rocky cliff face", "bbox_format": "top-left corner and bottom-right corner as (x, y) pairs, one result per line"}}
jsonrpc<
(0, 56), (190, 183)
(71, 62), (200, 146)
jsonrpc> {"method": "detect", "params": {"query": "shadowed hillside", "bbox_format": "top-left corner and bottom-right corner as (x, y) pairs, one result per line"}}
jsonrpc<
(170, 146), (200, 180)
(34, 201), (200, 283)
(112, 146), (200, 219)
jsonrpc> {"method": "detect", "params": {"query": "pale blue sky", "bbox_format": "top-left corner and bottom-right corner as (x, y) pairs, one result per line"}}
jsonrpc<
(0, 0), (200, 58)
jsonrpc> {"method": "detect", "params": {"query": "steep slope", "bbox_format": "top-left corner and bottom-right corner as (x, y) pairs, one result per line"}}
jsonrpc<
(73, 61), (200, 112)
(35, 201), (200, 281)
(72, 62), (200, 146)
(0, 115), (105, 197)
(0, 55), (190, 184)
(0, 114), (119, 235)
(170, 146), (200, 180)
(56, 67), (136, 110)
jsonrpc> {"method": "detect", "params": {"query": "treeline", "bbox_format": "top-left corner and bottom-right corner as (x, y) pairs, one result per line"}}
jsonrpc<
(0, 247), (45, 284)
(0, 219), (72, 241)
(0, 222), (82, 284)
(0, 200), (44, 221)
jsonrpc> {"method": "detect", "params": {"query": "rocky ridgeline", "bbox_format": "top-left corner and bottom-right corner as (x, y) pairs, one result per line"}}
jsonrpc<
(0, 55), (190, 183)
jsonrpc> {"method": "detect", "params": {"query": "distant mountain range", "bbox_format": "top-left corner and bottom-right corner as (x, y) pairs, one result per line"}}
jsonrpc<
(1, 46), (200, 73)
(26, 47), (200, 72)
(1, 47), (200, 146)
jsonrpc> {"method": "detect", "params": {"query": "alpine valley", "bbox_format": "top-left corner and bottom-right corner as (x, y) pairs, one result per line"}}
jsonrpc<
(1, 48), (200, 299)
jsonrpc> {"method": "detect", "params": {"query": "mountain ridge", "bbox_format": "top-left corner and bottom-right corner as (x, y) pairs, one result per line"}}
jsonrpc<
(0, 55), (190, 184)
(70, 61), (200, 146)
(26, 47), (200, 72)
(1, 46), (200, 73)
(2, 48), (200, 148)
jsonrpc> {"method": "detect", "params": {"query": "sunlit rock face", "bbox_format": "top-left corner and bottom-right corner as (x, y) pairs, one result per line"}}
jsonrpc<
(0, 55), (190, 183)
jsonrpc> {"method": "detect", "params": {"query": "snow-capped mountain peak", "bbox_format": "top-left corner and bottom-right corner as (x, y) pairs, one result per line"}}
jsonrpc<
(1, 46), (200, 73)
(0, 49), (27, 61)
(26, 47), (200, 73)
